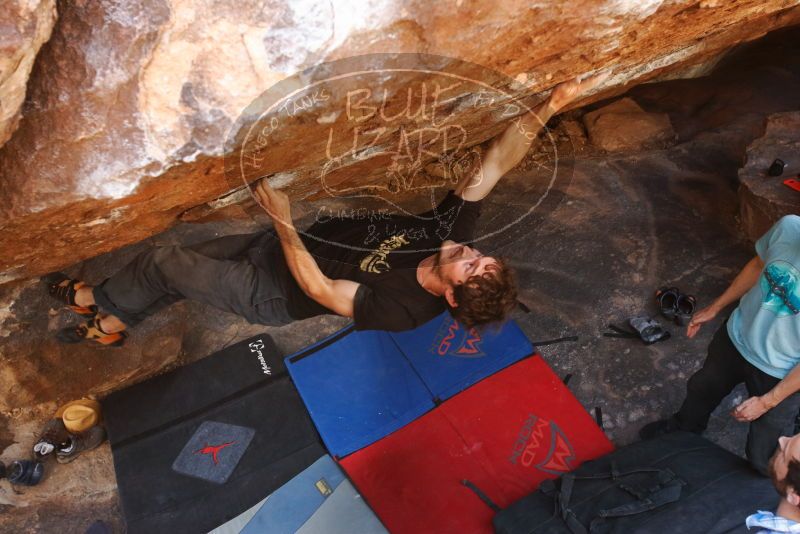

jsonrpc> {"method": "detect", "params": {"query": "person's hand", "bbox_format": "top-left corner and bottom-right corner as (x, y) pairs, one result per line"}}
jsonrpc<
(547, 70), (611, 112)
(732, 395), (772, 422)
(686, 304), (719, 338)
(253, 178), (291, 224)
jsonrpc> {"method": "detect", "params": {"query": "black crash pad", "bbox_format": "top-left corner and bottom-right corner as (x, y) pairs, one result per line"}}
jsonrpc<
(102, 334), (324, 534)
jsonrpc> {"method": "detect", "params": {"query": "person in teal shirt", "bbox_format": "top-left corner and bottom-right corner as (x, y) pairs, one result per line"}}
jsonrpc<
(641, 215), (800, 475)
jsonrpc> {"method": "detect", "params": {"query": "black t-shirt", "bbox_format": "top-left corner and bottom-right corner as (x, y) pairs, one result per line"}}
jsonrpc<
(251, 191), (482, 331)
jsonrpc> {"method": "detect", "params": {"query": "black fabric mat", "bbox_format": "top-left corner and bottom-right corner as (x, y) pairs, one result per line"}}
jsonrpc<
(493, 431), (775, 534)
(103, 334), (324, 534)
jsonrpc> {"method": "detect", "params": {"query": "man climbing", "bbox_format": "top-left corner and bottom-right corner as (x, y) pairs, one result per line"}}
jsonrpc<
(640, 215), (800, 476)
(43, 73), (606, 346)
(746, 432), (800, 532)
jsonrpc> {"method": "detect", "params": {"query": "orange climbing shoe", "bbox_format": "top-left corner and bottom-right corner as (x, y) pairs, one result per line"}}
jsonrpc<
(56, 315), (127, 347)
(42, 272), (98, 318)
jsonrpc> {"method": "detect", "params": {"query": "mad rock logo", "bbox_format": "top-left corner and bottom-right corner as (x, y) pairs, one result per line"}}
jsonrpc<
(509, 414), (575, 475)
(224, 53), (572, 262)
(430, 316), (484, 358)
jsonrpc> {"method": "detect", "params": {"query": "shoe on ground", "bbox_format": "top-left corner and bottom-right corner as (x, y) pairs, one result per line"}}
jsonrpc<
(56, 426), (107, 464)
(33, 418), (71, 460)
(56, 315), (127, 347)
(639, 417), (681, 440)
(41, 272), (98, 317)
(8, 460), (44, 486)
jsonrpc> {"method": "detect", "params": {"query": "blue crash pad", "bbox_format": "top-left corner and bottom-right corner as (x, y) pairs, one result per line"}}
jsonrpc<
(286, 313), (533, 458)
(210, 454), (387, 534)
(389, 312), (533, 401)
(286, 327), (435, 458)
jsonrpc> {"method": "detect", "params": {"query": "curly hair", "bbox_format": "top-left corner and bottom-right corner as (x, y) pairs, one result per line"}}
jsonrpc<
(772, 457), (800, 498)
(447, 257), (517, 330)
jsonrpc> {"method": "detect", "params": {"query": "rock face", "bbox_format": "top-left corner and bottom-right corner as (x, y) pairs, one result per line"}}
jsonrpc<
(583, 97), (675, 152)
(1, 1), (800, 284)
(0, 0), (56, 148)
(738, 111), (800, 241)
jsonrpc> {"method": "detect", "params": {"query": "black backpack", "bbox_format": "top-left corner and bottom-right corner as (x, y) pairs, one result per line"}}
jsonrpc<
(493, 432), (776, 534)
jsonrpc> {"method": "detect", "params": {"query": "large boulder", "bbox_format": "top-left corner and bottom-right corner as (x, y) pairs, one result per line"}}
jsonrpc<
(0, 0), (56, 148)
(1, 0), (800, 284)
(739, 111), (800, 241)
(583, 97), (676, 152)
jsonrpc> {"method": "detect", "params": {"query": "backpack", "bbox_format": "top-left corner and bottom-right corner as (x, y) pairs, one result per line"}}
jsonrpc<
(493, 432), (776, 534)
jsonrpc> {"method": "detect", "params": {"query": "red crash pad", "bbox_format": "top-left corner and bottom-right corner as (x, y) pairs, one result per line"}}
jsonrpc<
(340, 355), (614, 534)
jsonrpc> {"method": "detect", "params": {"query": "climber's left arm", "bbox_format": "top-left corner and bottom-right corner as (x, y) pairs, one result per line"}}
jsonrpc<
(454, 99), (556, 202)
(456, 72), (609, 202)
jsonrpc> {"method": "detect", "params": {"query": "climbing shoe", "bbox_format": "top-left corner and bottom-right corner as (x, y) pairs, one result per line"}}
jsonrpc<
(56, 426), (107, 464)
(56, 315), (127, 347)
(42, 272), (98, 318)
(8, 460), (44, 486)
(33, 418), (71, 460)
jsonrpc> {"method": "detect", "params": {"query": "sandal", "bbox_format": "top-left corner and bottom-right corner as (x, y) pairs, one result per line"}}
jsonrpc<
(655, 287), (680, 321)
(675, 293), (696, 326)
(56, 316), (127, 347)
(42, 272), (97, 318)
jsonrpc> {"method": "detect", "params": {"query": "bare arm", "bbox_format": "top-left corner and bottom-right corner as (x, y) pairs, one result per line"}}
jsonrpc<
(710, 255), (766, 311)
(253, 179), (359, 318)
(733, 361), (800, 422)
(455, 100), (556, 201)
(456, 72), (610, 202)
(764, 364), (800, 411)
(686, 255), (765, 338)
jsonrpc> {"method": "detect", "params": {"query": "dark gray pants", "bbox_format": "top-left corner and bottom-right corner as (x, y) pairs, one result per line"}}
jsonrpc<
(93, 231), (294, 327)
(675, 320), (800, 475)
